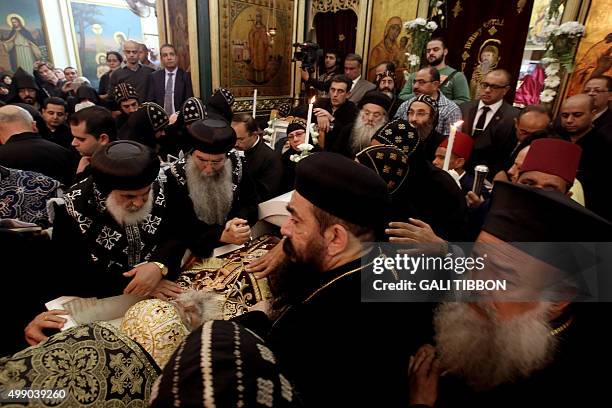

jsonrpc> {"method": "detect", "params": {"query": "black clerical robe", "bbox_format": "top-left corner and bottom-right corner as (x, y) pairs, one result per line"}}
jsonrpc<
(244, 139), (283, 201)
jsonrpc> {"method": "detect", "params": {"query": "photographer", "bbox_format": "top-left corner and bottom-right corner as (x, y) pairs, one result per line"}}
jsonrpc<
(301, 49), (341, 96)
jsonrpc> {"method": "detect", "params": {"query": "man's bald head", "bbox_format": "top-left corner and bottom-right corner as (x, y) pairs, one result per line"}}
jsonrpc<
(123, 40), (140, 66)
(0, 105), (35, 143)
(560, 94), (595, 137)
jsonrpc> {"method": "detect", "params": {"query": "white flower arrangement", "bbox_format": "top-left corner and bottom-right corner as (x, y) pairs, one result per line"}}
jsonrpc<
(543, 75), (561, 88)
(540, 89), (557, 103)
(262, 119), (276, 143)
(425, 21), (438, 31)
(407, 54), (421, 67)
(404, 18), (427, 30)
(544, 62), (560, 76)
(289, 124), (319, 163)
(539, 20), (585, 105)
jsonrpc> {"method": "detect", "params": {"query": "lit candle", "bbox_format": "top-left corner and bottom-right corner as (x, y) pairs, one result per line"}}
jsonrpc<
(305, 96), (315, 145)
(252, 89), (257, 117)
(443, 120), (463, 171)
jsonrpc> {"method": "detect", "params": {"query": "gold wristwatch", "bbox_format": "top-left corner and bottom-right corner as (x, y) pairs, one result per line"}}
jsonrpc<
(151, 261), (168, 276)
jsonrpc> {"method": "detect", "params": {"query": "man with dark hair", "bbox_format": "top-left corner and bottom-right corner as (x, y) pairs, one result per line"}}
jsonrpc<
(460, 69), (519, 176)
(301, 49), (342, 96)
(395, 66), (462, 137)
(238, 152), (390, 407)
(69, 105), (116, 182)
(559, 94), (612, 220)
(376, 69), (402, 118)
(113, 82), (140, 130)
(344, 53), (376, 104)
(0, 105), (75, 185)
(313, 74), (358, 150)
(63, 66), (78, 82)
(34, 61), (65, 99)
(9, 67), (43, 109)
(40, 97), (72, 149)
(109, 40), (155, 103)
(583, 75), (612, 135)
(232, 112), (282, 201)
(137, 42), (157, 70)
(400, 37), (470, 104)
(147, 43), (193, 115)
(405, 94), (445, 161)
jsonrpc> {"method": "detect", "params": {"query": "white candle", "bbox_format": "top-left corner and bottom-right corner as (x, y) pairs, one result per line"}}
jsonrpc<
(305, 96), (315, 145)
(443, 126), (456, 171)
(252, 89), (257, 117)
(443, 120), (463, 171)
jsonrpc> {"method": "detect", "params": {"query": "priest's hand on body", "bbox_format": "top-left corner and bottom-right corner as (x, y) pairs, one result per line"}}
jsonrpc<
(245, 237), (286, 278)
(386, 218), (445, 245)
(24, 309), (70, 346)
(220, 217), (251, 245)
(151, 279), (184, 300)
(123, 262), (165, 296)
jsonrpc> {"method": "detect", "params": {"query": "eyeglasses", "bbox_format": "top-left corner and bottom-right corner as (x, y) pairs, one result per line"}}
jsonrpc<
(584, 88), (609, 94)
(480, 82), (509, 90)
(408, 110), (430, 118)
(413, 79), (434, 85)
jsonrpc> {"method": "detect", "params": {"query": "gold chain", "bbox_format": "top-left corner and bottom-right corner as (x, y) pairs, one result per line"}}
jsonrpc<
(550, 316), (573, 337)
(303, 260), (374, 304)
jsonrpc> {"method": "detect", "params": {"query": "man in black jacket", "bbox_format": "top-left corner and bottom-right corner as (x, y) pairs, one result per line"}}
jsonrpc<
(0, 105), (75, 185)
(232, 112), (282, 201)
(460, 69), (518, 176)
(313, 74), (358, 150)
(40, 97), (72, 149)
(109, 40), (155, 102)
(146, 44), (193, 115)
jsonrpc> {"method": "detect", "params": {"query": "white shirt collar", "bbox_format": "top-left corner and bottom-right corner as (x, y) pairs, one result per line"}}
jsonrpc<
(477, 98), (503, 114)
(352, 75), (361, 86)
(165, 67), (178, 75)
(594, 107), (608, 121)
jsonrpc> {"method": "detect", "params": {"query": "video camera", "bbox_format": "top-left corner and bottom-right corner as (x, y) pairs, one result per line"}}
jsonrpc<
(292, 42), (322, 72)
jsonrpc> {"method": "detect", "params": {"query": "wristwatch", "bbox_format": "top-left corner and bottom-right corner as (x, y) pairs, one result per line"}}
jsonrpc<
(151, 261), (168, 277)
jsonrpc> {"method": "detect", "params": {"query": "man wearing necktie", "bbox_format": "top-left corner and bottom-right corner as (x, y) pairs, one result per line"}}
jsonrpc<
(147, 44), (193, 115)
(459, 69), (519, 178)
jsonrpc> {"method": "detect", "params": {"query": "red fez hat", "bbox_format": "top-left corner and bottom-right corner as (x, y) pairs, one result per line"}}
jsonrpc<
(440, 131), (473, 161)
(520, 138), (582, 184)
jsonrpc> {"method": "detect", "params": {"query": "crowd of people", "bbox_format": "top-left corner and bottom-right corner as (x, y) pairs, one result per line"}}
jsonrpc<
(0, 33), (611, 407)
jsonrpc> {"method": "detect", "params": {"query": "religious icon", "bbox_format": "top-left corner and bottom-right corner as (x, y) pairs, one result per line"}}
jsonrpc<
(367, 16), (404, 80)
(95, 52), (109, 79)
(469, 39), (501, 98)
(0, 5), (46, 74)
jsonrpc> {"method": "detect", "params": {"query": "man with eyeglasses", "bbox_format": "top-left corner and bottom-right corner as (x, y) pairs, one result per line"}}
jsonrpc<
(328, 90), (391, 158)
(167, 118), (259, 256)
(394, 67), (462, 137)
(583, 75), (612, 135)
(460, 69), (519, 177)
(399, 37), (470, 104)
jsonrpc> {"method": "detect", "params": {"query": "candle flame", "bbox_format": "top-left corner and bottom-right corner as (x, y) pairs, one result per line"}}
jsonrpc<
(310, 96), (316, 103)
(451, 120), (464, 128)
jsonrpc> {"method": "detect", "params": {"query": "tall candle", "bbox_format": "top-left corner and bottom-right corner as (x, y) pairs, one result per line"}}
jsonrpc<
(252, 89), (257, 117)
(443, 120), (463, 171)
(305, 96), (315, 145)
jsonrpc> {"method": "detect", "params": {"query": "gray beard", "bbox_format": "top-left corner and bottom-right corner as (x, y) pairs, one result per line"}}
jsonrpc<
(185, 156), (234, 225)
(350, 116), (387, 155)
(434, 302), (557, 391)
(105, 190), (154, 227)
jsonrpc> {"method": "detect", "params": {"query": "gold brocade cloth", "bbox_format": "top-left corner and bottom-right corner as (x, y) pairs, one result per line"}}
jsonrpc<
(177, 235), (280, 319)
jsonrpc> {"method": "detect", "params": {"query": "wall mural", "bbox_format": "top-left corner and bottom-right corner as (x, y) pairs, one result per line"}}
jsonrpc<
(566, 0), (612, 96)
(366, 0), (418, 82)
(219, 0), (294, 98)
(70, 1), (143, 89)
(0, 0), (49, 74)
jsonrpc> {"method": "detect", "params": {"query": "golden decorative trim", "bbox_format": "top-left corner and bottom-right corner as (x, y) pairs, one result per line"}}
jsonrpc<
(233, 97), (294, 113)
(550, 316), (573, 337)
(303, 259), (374, 303)
(452, 0), (463, 18)
(311, 0), (360, 15)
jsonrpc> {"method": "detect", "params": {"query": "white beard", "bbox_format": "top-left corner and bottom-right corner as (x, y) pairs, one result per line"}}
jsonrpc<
(434, 302), (557, 391)
(350, 115), (387, 155)
(185, 155), (234, 225)
(106, 189), (154, 226)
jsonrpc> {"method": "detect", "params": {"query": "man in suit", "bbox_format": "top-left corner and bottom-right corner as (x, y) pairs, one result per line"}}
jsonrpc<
(147, 44), (193, 116)
(232, 112), (282, 201)
(344, 53), (376, 104)
(583, 75), (612, 135)
(0, 105), (75, 185)
(460, 69), (518, 177)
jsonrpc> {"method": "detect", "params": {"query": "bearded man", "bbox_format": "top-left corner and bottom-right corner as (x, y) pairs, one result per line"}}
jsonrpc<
(408, 181), (612, 407)
(167, 118), (259, 256)
(329, 90), (391, 158)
